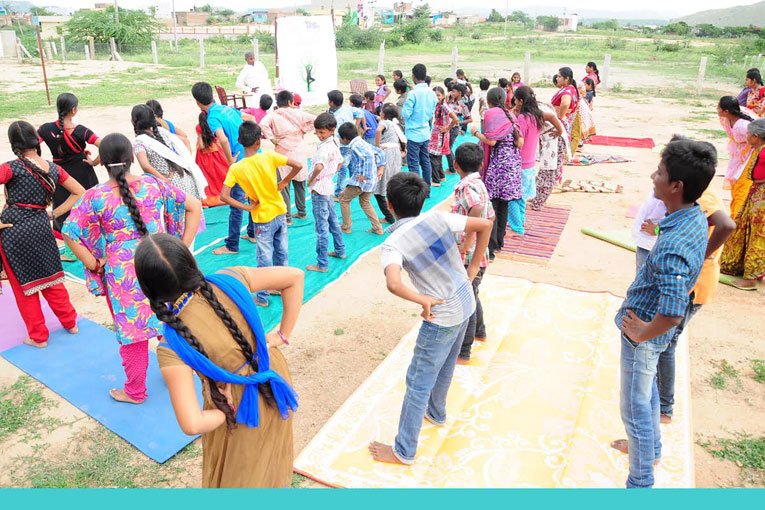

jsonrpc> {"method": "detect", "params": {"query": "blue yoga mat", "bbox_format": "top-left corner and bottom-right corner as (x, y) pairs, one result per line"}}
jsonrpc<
(1, 317), (202, 463)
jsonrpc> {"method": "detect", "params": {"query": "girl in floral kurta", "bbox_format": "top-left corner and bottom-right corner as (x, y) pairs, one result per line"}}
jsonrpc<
(63, 133), (201, 404)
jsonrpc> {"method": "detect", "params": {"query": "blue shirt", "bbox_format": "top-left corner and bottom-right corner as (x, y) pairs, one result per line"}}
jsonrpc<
(614, 205), (708, 343)
(362, 109), (378, 139)
(206, 103), (244, 162)
(345, 137), (385, 193)
(402, 82), (437, 143)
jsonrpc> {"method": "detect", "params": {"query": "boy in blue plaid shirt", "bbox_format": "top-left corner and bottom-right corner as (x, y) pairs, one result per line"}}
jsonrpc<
(612, 137), (716, 488)
(369, 172), (493, 466)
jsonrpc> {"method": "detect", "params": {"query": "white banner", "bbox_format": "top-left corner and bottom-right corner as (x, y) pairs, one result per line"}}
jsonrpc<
(276, 16), (338, 107)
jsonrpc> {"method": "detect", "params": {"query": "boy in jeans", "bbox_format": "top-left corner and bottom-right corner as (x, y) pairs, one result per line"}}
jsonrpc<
(220, 121), (302, 306)
(337, 122), (386, 235)
(369, 172), (493, 465)
(451, 143), (495, 364)
(613, 137), (716, 488)
(306, 113), (346, 273)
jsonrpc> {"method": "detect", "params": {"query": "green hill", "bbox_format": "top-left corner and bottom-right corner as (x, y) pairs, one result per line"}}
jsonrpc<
(677, 1), (765, 27)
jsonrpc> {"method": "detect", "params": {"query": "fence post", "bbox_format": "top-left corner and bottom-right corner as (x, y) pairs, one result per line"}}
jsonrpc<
(51, 41), (58, 56)
(84, 44), (90, 60)
(377, 40), (385, 74)
(60, 36), (66, 61)
(451, 47), (458, 76)
(252, 38), (259, 61)
(696, 56), (708, 96)
(109, 38), (123, 61)
(151, 40), (158, 65)
(199, 37), (205, 69)
(524, 51), (531, 84)
(602, 54), (612, 90)
(88, 36), (95, 59)
(44, 42), (52, 61)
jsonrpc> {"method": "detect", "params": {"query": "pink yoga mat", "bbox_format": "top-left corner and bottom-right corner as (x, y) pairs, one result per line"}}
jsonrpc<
(0, 287), (64, 353)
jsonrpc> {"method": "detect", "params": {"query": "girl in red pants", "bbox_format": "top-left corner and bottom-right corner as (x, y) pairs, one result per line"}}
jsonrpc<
(0, 121), (84, 347)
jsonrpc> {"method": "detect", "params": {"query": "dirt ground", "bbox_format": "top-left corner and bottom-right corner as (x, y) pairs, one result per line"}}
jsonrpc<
(0, 70), (763, 487)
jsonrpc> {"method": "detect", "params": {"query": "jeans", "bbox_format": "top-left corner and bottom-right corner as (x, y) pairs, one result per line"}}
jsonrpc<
(636, 247), (651, 274)
(281, 180), (307, 219)
(253, 214), (289, 303)
(460, 267), (485, 360)
(490, 198), (509, 256)
(658, 301), (701, 417)
(225, 184), (256, 252)
(393, 318), (470, 464)
(374, 194), (395, 224)
(406, 140), (432, 191)
(334, 145), (351, 197)
(620, 333), (673, 488)
(312, 193), (345, 269)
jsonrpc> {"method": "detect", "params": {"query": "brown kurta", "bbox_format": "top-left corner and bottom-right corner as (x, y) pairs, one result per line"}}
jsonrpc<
(156, 267), (294, 488)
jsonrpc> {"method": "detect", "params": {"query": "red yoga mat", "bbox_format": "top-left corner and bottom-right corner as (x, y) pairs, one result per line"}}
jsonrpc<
(498, 205), (571, 261)
(588, 136), (655, 149)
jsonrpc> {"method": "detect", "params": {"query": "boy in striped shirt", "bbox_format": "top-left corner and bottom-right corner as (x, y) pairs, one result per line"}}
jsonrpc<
(369, 172), (493, 466)
(306, 113), (346, 273)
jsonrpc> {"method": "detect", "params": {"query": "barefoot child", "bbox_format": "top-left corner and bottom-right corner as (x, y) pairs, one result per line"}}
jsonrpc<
(1, 120), (84, 348)
(306, 113), (346, 273)
(612, 136), (716, 488)
(368, 172), (492, 465)
(220, 122), (303, 307)
(337, 122), (385, 235)
(451, 143), (495, 363)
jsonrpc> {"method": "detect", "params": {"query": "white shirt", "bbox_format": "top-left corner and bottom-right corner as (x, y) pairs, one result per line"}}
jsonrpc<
(631, 193), (667, 251)
(235, 61), (272, 105)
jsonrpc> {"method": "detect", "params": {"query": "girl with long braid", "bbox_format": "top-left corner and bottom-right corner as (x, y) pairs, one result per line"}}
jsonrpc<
(0, 121), (84, 347)
(63, 133), (202, 404)
(717, 96), (755, 205)
(471, 87), (524, 258)
(135, 233), (302, 487)
(37, 94), (101, 262)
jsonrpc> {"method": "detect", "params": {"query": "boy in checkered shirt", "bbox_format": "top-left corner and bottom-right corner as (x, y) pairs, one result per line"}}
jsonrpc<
(368, 172), (493, 466)
(451, 143), (495, 364)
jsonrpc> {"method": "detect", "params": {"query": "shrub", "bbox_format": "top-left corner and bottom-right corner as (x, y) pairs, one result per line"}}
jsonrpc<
(429, 29), (444, 42)
(471, 32), (482, 40)
(606, 37), (626, 49)
(334, 23), (383, 49)
(391, 18), (431, 45)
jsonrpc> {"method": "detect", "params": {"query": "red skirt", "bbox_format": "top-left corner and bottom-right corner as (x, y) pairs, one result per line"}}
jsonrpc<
(195, 144), (229, 196)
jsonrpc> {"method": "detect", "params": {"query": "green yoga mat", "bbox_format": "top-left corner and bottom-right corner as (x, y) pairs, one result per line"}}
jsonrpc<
(580, 227), (740, 288)
(62, 171), (464, 332)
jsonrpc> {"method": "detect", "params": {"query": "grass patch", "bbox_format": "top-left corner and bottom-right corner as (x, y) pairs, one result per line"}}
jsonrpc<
(694, 128), (727, 140)
(0, 376), (60, 442)
(291, 472), (307, 488)
(9, 428), (203, 488)
(709, 359), (741, 391)
(334, 328), (344, 336)
(701, 435), (765, 471)
(752, 359), (765, 384)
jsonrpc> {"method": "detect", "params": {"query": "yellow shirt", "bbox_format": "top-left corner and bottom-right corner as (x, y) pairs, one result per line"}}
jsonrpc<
(224, 151), (289, 223)
(692, 188), (725, 305)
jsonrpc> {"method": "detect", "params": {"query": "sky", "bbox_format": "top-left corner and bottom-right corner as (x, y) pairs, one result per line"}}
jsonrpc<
(28, 0), (765, 18)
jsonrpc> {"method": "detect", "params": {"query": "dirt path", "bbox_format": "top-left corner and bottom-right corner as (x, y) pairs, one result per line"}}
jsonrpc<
(0, 86), (763, 487)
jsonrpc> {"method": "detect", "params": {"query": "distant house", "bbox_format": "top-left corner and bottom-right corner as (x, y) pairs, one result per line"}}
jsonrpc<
(174, 11), (211, 26)
(33, 15), (71, 38)
(245, 10), (269, 24)
(558, 14), (578, 32)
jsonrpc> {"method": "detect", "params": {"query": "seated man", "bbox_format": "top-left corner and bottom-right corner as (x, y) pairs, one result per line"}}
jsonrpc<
(235, 51), (273, 106)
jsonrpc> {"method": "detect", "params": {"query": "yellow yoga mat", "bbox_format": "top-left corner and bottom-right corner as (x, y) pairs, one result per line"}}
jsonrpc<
(294, 276), (694, 488)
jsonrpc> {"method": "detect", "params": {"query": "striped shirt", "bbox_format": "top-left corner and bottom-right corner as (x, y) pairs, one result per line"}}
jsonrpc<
(615, 204), (708, 343)
(309, 137), (343, 196)
(381, 211), (476, 327)
(346, 137), (385, 193)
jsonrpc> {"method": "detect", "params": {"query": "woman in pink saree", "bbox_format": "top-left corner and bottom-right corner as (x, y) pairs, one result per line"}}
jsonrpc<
(717, 96), (754, 192)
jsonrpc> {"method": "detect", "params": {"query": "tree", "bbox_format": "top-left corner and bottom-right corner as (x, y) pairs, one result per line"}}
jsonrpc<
(30, 7), (56, 16)
(536, 15), (560, 32)
(695, 23), (722, 38)
(591, 19), (619, 31)
(663, 21), (690, 36)
(510, 10), (532, 26)
(413, 3), (431, 20)
(487, 9), (504, 23)
(65, 7), (161, 45)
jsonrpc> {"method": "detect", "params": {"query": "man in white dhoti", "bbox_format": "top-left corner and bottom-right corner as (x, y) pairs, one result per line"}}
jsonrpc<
(235, 51), (273, 106)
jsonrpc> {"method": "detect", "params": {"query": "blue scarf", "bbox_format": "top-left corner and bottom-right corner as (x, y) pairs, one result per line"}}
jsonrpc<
(162, 272), (298, 427)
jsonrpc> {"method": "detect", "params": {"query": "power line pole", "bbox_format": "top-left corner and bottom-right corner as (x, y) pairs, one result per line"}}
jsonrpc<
(172, 0), (178, 49)
(504, 0), (508, 37)
(114, 0), (120, 24)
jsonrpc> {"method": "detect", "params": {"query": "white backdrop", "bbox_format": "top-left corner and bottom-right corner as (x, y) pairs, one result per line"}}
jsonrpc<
(276, 16), (338, 107)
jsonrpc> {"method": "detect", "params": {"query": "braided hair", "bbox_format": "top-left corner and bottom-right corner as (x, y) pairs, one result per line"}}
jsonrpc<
(719, 95), (755, 122)
(99, 133), (149, 236)
(198, 111), (215, 150)
(131, 104), (189, 178)
(135, 233), (277, 429)
(55, 93), (79, 159)
(8, 121), (55, 204)
(486, 87), (521, 148)
(558, 67), (580, 100)
(586, 62), (600, 83)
